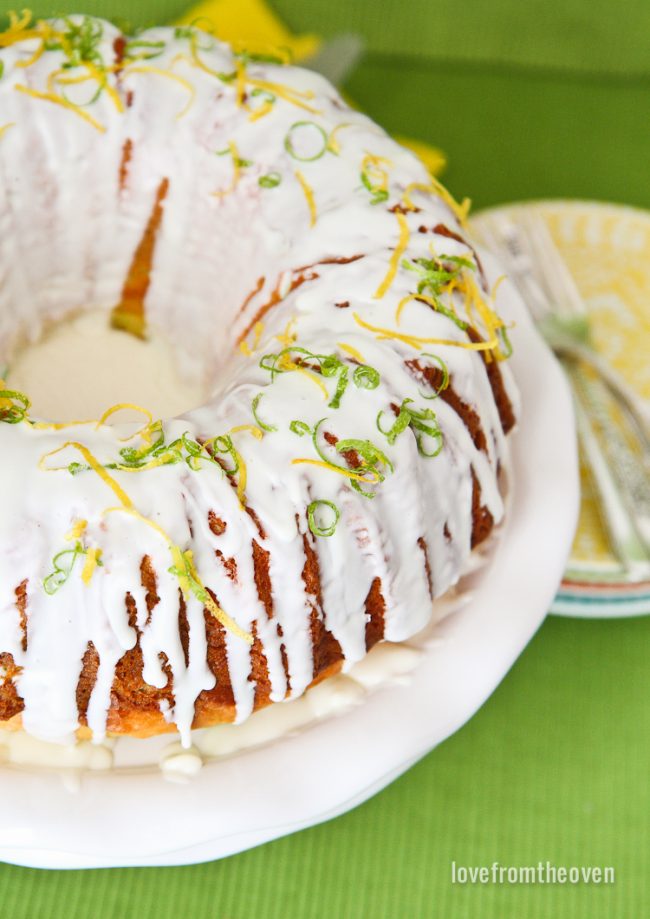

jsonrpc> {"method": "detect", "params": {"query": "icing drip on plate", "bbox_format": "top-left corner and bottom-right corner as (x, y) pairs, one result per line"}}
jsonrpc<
(0, 548), (489, 785)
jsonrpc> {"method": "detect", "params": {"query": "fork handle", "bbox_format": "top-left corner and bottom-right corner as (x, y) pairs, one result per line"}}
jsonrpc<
(569, 368), (650, 582)
(572, 364), (650, 547)
(549, 332), (650, 450)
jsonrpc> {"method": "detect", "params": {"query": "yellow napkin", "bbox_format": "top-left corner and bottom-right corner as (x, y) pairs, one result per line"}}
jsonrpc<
(176, 0), (320, 62)
(177, 0), (446, 176)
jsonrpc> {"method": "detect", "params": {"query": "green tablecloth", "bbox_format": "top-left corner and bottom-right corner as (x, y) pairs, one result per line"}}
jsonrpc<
(1, 2), (649, 915)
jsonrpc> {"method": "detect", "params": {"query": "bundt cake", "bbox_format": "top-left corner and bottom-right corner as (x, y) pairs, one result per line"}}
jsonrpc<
(0, 13), (518, 747)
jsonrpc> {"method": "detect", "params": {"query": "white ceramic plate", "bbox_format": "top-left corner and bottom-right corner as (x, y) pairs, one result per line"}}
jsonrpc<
(0, 265), (579, 869)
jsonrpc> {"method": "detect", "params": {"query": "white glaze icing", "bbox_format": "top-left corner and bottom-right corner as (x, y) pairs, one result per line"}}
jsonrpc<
(0, 15), (520, 748)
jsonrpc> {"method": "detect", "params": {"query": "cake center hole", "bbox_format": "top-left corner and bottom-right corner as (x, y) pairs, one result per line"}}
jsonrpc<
(5, 310), (207, 423)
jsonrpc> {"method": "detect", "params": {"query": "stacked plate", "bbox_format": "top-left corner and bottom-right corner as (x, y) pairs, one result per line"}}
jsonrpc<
(475, 200), (650, 618)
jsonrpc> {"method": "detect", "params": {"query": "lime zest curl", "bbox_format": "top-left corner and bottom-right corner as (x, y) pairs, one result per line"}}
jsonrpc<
(416, 352), (450, 400)
(284, 121), (329, 162)
(290, 420), (311, 437)
(307, 500), (340, 537)
(251, 392), (278, 432)
(352, 364), (380, 390)
(0, 380), (30, 424)
(400, 252), (474, 331)
(360, 152), (392, 206)
(43, 542), (84, 595)
(168, 546), (253, 644)
(258, 172), (281, 188)
(259, 347), (381, 410)
(43, 539), (103, 595)
(289, 417), (393, 498)
(376, 398), (443, 457)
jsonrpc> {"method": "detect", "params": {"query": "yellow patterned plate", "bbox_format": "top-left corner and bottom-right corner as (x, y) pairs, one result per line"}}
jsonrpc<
(474, 200), (650, 617)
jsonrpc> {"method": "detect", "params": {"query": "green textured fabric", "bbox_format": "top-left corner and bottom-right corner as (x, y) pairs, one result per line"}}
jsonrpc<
(1, 1), (649, 915)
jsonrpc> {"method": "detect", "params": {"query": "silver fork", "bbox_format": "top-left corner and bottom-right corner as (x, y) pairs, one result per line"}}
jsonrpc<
(504, 212), (650, 448)
(475, 208), (650, 583)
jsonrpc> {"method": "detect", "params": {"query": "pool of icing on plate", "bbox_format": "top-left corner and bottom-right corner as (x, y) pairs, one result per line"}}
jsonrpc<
(5, 310), (206, 422)
(0, 637), (428, 787)
(0, 560), (486, 787)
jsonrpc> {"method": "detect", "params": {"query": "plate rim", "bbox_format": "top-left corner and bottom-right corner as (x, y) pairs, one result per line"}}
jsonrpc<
(0, 253), (581, 870)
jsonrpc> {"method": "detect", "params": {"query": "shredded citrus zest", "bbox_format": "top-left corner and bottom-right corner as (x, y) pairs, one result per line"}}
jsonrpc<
(96, 402), (154, 430)
(327, 122), (354, 155)
(203, 433), (248, 505)
(373, 210), (410, 299)
(32, 418), (93, 431)
(230, 39), (292, 65)
(401, 182), (434, 213)
(295, 366), (329, 399)
(81, 547), (102, 585)
(361, 152), (392, 193)
(186, 32), (228, 81)
(0, 123), (15, 139)
(490, 274), (507, 300)
(182, 548), (253, 644)
(115, 454), (177, 473)
(132, 419), (163, 447)
(402, 179), (470, 227)
(337, 342), (366, 363)
(234, 57), (246, 108)
(104, 506), (253, 644)
(234, 451), (247, 504)
(0, 11), (41, 47)
(353, 312), (499, 353)
(461, 272), (509, 361)
(429, 176), (471, 226)
(32, 403), (154, 435)
(124, 65), (195, 119)
(394, 283), (461, 327)
(5, 9), (32, 35)
(66, 519), (88, 541)
(15, 40), (45, 68)
(239, 319), (266, 356)
(291, 457), (381, 485)
(276, 351), (329, 400)
(395, 292), (439, 325)
(229, 424), (264, 440)
(248, 98), (274, 122)
(53, 63), (124, 114)
(214, 140), (244, 197)
(40, 442), (134, 508)
(14, 84), (106, 132)
(275, 316), (297, 347)
(294, 169), (317, 226)
(246, 76), (320, 114)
